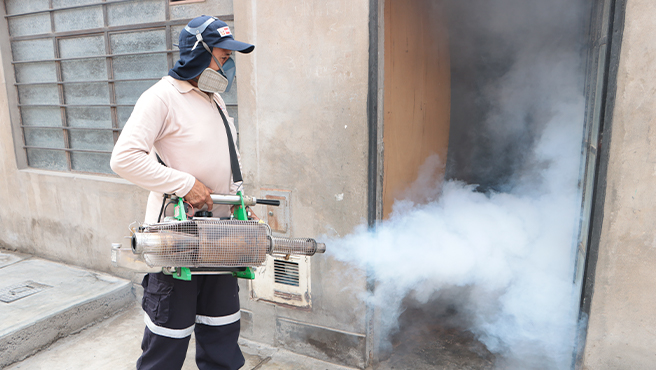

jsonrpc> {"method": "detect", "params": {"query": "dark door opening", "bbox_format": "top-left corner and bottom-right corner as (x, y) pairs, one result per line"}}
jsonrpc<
(379, 0), (599, 368)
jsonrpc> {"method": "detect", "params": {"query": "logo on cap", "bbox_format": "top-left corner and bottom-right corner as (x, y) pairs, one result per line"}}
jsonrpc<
(217, 26), (232, 37)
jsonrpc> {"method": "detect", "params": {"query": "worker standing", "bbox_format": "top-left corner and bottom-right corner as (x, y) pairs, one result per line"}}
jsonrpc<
(110, 15), (254, 370)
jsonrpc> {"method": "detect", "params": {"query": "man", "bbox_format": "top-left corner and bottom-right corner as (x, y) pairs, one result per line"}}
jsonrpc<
(110, 15), (254, 370)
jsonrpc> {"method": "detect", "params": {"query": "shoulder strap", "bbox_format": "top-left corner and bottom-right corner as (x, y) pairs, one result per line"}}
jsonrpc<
(154, 153), (169, 223)
(215, 102), (243, 183)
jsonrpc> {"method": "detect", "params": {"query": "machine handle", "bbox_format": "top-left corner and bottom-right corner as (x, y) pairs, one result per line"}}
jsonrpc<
(210, 194), (280, 207)
(210, 194), (242, 205)
(256, 199), (280, 206)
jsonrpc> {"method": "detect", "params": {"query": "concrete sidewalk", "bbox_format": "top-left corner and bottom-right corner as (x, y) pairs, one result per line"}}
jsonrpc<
(0, 249), (491, 369)
(0, 250), (133, 368)
(5, 303), (357, 370)
(0, 250), (355, 370)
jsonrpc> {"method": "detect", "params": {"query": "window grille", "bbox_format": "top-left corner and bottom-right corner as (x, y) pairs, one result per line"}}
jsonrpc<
(3, 0), (237, 174)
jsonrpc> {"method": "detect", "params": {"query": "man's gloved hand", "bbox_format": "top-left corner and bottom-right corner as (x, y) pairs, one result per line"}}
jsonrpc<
(185, 178), (214, 211)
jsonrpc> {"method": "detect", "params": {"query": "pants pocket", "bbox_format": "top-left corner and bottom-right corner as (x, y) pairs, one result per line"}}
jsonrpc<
(142, 273), (173, 325)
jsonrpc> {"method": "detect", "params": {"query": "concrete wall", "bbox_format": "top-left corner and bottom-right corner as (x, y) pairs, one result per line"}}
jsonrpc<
(234, 1), (371, 368)
(0, 0), (372, 367)
(0, 1), (234, 282)
(0, 62), (148, 282)
(583, 0), (656, 368)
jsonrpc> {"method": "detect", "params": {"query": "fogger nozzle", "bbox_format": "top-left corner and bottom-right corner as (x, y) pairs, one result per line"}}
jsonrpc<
(270, 237), (326, 256)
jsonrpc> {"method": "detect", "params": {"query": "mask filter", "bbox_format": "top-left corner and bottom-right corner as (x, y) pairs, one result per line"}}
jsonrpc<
(197, 67), (229, 94)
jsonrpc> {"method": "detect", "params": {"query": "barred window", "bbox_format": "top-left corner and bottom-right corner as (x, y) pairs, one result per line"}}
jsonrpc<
(3, 0), (236, 174)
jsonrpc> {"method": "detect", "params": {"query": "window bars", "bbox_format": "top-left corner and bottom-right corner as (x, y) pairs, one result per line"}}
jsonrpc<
(3, 0), (236, 174)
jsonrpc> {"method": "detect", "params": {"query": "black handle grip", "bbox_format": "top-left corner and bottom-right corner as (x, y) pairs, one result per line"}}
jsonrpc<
(256, 199), (281, 206)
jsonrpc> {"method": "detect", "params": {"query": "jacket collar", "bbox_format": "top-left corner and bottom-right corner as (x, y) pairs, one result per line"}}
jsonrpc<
(164, 76), (223, 106)
(164, 76), (195, 94)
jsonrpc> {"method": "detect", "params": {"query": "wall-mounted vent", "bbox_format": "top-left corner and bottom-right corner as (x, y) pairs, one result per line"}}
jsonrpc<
(253, 255), (311, 308)
(252, 188), (311, 308)
(274, 259), (300, 287)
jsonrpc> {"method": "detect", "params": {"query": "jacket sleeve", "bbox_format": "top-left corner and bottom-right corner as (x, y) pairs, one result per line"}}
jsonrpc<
(110, 90), (195, 197)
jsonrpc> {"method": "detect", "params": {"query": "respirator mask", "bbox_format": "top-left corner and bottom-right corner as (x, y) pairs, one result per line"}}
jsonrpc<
(187, 18), (236, 94)
(196, 54), (235, 94)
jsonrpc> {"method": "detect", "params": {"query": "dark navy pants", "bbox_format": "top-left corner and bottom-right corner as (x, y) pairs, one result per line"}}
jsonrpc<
(136, 272), (244, 370)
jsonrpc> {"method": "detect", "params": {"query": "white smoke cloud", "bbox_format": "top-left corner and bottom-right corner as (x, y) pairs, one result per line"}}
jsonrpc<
(325, 5), (587, 364)
(322, 0), (590, 366)
(327, 97), (584, 367)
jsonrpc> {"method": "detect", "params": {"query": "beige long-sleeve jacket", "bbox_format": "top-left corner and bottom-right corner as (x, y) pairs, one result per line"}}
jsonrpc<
(110, 76), (242, 223)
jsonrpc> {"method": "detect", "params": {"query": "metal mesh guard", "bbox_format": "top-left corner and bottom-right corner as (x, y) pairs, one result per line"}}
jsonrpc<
(271, 237), (320, 256)
(136, 220), (270, 268)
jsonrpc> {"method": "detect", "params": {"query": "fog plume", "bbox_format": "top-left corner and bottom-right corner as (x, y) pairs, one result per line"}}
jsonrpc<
(326, 0), (590, 368)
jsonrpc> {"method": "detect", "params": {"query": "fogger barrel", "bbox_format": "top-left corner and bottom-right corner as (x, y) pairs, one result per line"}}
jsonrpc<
(131, 219), (325, 268)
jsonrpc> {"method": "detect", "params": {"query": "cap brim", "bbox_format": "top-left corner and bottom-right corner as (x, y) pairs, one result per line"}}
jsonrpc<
(214, 38), (254, 54)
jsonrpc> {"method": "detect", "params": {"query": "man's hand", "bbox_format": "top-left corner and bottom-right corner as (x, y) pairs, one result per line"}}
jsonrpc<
(184, 179), (213, 211)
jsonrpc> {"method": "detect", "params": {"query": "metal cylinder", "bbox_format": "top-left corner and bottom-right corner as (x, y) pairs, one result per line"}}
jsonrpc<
(132, 220), (271, 268)
(210, 194), (256, 206)
(195, 222), (268, 266)
(132, 231), (199, 254)
(270, 237), (325, 256)
(129, 220), (326, 269)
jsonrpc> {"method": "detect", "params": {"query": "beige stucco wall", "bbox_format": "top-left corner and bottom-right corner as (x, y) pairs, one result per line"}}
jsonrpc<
(0, 1), (235, 282)
(583, 0), (656, 368)
(0, 0), (371, 365)
(235, 2), (370, 235)
(0, 2), (232, 283)
(234, 1), (371, 367)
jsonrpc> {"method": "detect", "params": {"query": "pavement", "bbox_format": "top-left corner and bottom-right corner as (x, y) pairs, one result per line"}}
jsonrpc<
(0, 248), (492, 369)
(0, 250), (133, 368)
(5, 303), (356, 370)
(0, 250), (356, 370)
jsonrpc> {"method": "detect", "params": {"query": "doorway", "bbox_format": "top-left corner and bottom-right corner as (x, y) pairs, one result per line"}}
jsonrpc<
(379, 0), (598, 368)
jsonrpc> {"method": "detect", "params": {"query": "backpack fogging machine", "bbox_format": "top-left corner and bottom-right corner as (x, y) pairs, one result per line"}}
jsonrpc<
(112, 192), (326, 281)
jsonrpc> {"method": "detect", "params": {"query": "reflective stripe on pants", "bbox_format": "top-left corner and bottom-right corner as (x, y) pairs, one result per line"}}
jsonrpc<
(137, 273), (244, 370)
